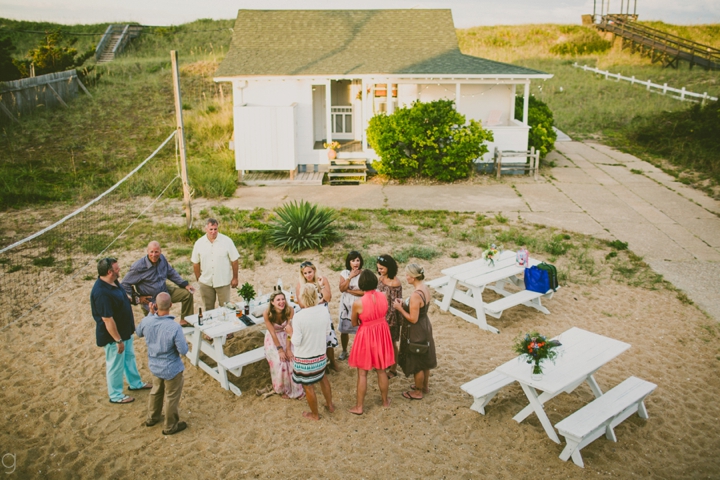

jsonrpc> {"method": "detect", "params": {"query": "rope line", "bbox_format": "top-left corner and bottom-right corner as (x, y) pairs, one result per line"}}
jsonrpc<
(0, 174), (180, 332)
(0, 130), (176, 255)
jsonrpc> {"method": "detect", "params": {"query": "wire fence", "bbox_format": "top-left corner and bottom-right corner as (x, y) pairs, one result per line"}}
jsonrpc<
(0, 131), (178, 331)
(573, 63), (718, 104)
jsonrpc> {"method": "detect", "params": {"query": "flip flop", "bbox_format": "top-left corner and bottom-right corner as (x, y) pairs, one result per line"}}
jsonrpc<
(129, 382), (152, 391)
(110, 395), (135, 404)
(409, 384), (430, 393)
(386, 370), (398, 379)
(402, 391), (422, 401)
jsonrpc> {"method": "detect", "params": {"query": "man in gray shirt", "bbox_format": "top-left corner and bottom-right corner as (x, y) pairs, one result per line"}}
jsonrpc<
(136, 292), (189, 435)
(122, 241), (196, 326)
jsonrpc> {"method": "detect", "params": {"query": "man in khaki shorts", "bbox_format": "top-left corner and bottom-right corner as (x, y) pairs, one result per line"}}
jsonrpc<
(191, 218), (239, 310)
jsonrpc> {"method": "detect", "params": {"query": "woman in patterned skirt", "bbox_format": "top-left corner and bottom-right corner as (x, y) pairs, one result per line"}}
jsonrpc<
(263, 291), (304, 399)
(376, 254), (402, 379)
(295, 260), (338, 371)
(289, 284), (335, 420)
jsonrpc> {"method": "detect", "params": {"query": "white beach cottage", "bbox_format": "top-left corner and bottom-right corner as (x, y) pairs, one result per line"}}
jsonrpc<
(214, 9), (552, 183)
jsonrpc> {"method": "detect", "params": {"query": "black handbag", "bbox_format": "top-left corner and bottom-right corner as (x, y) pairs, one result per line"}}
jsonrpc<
(407, 340), (430, 355)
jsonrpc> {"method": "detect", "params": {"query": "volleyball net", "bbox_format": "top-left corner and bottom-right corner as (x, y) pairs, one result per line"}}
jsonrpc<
(0, 131), (179, 330)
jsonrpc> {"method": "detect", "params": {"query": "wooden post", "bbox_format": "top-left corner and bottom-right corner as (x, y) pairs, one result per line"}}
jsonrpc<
(0, 100), (19, 123)
(495, 148), (502, 179)
(532, 147), (539, 181)
(46, 84), (68, 108)
(75, 76), (93, 98)
(170, 50), (193, 229)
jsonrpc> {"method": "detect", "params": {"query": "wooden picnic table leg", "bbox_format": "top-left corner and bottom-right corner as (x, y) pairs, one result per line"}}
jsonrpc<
(517, 383), (562, 444)
(586, 373), (604, 398)
(188, 329), (203, 366)
(438, 278), (458, 312)
(214, 338), (232, 391)
(470, 286), (499, 334)
(514, 376), (586, 422)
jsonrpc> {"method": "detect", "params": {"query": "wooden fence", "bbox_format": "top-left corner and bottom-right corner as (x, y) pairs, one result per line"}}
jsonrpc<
(573, 63), (718, 105)
(0, 69), (91, 123)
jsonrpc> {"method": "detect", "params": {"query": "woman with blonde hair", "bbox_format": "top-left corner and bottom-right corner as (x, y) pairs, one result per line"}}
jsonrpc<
(296, 261), (338, 371)
(289, 283), (335, 420)
(263, 291), (304, 399)
(392, 263), (437, 400)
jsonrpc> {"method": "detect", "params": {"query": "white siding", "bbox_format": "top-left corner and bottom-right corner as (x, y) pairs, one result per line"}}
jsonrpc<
(457, 84), (513, 126)
(397, 83), (418, 108)
(234, 104), (296, 170)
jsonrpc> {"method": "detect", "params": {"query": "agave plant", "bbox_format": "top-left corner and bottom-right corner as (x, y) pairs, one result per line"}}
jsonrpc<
(269, 200), (337, 253)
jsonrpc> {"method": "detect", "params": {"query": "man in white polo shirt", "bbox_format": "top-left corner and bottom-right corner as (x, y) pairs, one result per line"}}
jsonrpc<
(191, 218), (240, 310)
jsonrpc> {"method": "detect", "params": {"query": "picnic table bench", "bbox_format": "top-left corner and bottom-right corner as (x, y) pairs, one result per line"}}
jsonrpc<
(555, 376), (656, 468)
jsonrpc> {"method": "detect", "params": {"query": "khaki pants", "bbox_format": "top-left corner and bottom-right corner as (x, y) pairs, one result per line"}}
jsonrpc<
(139, 283), (194, 320)
(147, 371), (184, 432)
(199, 283), (231, 310)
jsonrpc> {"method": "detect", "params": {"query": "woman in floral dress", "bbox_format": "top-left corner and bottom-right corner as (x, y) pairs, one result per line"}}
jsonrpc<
(376, 254), (402, 379)
(263, 291), (304, 399)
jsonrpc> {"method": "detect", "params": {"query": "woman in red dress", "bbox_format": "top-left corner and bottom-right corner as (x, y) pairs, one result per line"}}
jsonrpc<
(348, 269), (395, 414)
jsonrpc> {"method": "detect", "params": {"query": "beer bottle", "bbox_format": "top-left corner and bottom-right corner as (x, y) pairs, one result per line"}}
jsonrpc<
(198, 307), (204, 326)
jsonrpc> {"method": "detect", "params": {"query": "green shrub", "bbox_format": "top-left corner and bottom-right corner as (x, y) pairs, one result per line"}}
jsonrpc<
(367, 99), (493, 181)
(269, 200), (337, 253)
(394, 245), (441, 263)
(549, 29), (612, 56)
(515, 95), (557, 159)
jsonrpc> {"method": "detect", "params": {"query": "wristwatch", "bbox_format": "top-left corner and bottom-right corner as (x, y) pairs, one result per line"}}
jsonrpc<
(116, 339), (123, 344)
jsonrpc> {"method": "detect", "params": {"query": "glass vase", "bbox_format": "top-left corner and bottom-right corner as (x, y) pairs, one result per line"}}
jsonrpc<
(531, 361), (543, 381)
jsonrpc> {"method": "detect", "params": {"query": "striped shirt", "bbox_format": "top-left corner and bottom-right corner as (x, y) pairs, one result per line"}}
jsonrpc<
(136, 314), (188, 380)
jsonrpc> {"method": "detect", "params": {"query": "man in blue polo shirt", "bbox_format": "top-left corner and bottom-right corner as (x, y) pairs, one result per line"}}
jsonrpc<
(90, 257), (150, 404)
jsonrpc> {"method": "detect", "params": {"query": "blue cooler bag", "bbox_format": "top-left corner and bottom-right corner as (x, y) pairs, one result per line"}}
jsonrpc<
(524, 266), (550, 293)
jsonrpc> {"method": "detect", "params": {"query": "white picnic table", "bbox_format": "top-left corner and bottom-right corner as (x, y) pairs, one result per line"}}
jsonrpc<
(431, 250), (553, 333)
(183, 307), (264, 395)
(182, 292), (300, 395)
(495, 327), (631, 443)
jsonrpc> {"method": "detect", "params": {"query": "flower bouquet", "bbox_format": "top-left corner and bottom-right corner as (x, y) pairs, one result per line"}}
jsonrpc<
(482, 243), (501, 267)
(323, 141), (341, 151)
(513, 331), (562, 378)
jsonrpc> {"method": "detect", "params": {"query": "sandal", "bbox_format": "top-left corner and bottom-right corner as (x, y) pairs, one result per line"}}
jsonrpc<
(386, 370), (398, 379)
(402, 391), (422, 401)
(129, 382), (152, 391)
(109, 395), (135, 404)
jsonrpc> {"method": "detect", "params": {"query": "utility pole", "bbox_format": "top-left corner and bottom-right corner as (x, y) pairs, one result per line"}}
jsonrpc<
(170, 50), (193, 229)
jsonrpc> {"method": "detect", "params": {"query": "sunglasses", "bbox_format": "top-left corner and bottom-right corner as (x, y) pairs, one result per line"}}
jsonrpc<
(377, 256), (385, 262)
(300, 261), (314, 268)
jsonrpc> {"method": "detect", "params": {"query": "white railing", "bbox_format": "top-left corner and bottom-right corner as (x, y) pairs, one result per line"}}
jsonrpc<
(573, 63), (718, 104)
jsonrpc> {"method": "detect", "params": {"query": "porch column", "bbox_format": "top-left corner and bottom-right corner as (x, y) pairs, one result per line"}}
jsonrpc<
(522, 82), (530, 125)
(509, 84), (517, 122)
(455, 83), (461, 110)
(387, 80), (395, 115)
(326, 79), (332, 144)
(362, 79), (369, 151)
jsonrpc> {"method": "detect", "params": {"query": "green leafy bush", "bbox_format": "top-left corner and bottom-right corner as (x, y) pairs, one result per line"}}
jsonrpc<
(549, 29), (612, 56)
(269, 201), (337, 253)
(515, 95), (557, 159)
(367, 99), (493, 181)
(13, 30), (94, 77)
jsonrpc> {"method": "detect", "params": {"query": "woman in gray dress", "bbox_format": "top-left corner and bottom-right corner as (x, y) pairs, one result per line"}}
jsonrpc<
(393, 263), (437, 400)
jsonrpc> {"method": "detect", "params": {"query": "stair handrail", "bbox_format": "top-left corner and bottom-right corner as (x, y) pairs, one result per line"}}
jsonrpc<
(95, 25), (115, 62)
(604, 15), (720, 54)
(112, 25), (131, 55)
(600, 15), (720, 65)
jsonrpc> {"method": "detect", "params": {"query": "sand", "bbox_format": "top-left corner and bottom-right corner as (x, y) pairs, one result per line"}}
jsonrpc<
(1, 249), (719, 479)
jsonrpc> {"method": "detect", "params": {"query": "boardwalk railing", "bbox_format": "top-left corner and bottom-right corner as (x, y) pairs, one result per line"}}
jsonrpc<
(95, 25), (114, 62)
(598, 15), (720, 70)
(573, 63), (718, 104)
(0, 69), (92, 123)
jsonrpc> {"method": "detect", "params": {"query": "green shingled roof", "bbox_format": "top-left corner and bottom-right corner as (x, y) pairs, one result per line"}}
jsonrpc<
(215, 9), (547, 77)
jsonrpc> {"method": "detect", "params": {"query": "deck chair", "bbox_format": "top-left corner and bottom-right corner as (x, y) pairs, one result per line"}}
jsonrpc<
(485, 110), (503, 126)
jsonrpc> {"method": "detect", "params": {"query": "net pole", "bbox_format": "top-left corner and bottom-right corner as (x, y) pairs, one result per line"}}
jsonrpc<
(170, 50), (193, 229)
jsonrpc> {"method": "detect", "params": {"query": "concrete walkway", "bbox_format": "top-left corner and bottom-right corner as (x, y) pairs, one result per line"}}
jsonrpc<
(223, 141), (720, 320)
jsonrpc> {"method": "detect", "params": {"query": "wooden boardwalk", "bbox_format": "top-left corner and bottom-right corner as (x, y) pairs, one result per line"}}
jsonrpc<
(242, 171), (324, 186)
(598, 15), (720, 70)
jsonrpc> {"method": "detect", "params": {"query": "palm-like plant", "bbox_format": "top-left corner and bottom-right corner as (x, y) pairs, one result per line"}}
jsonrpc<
(269, 200), (337, 252)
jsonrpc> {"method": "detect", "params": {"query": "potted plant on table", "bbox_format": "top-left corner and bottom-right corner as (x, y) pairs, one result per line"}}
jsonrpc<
(238, 282), (256, 315)
(323, 141), (341, 160)
(513, 331), (562, 380)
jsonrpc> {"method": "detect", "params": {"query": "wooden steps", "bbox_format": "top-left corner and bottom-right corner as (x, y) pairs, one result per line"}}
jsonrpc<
(328, 159), (367, 185)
